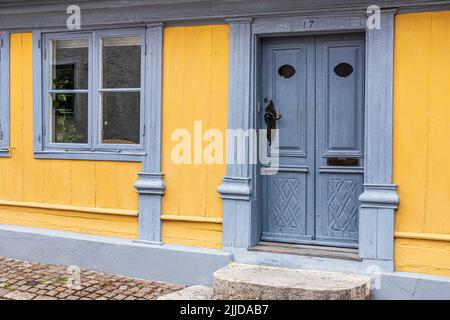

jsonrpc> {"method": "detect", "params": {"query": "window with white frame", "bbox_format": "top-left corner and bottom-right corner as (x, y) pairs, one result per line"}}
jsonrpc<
(36, 29), (145, 159)
(0, 32), (10, 157)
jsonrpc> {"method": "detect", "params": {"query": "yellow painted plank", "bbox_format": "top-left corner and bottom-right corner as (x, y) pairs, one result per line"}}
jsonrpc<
(393, 13), (432, 232)
(44, 160), (72, 205)
(162, 220), (222, 249)
(22, 33), (45, 203)
(424, 11), (450, 234)
(395, 238), (450, 277)
(95, 162), (117, 209)
(0, 199), (137, 216)
(0, 206), (138, 239)
(6, 33), (25, 201)
(178, 26), (211, 216)
(116, 162), (140, 210)
(205, 25), (228, 218)
(71, 161), (96, 207)
(161, 27), (185, 215)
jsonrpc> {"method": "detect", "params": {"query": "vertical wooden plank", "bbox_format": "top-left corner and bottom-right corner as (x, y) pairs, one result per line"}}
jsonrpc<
(5, 33), (24, 201)
(71, 161), (96, 207)
(44, 160), (72, 204)
(22, 32), (45, 203)
(95, 161), (117, 208)
(179, 25), (211, 217)
(393, 13), (432, 232)
(162, 26), (185, 216)
(377, 208), (394, 260)
(116, 161), (140, 210)
(424, 11), (450, 234)
(205, 25), (228, 219)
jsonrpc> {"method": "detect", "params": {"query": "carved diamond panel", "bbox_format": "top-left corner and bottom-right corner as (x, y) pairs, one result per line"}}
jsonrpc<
(328, 179), (359, 232)
(272, 177), (303, 230)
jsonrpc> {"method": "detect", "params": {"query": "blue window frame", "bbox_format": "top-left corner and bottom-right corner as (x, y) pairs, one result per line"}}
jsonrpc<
(34, 28), (146, 161)
(0, 32), (10, 157)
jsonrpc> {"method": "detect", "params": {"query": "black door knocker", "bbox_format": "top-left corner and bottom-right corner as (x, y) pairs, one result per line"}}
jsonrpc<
(264, 100), (282, 145)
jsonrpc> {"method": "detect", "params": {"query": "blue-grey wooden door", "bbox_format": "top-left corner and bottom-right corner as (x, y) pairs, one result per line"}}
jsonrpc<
(261, 34), (365, 248)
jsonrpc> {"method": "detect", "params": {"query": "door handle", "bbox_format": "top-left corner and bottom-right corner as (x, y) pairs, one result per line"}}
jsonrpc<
(264, 99), (282, 145)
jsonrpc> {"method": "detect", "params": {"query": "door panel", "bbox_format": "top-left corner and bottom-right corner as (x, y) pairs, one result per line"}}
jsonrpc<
(315, 34), (365, 247)
(260, 33), (365, 247)
(261, 37), (315, 243)
(262, 172), (313, 242)
(316, 173), (363, 246)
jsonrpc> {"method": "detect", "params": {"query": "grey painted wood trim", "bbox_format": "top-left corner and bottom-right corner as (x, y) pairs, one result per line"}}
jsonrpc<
(0, 32), (10, 158)
(218, 18), (254, 249)
(134, 24), (165, 243)
(33, 150), (146, 162)
(32, 30), (44, 153)
(252, 15), (366, 35)
(221, 11), (399, 271)
(0, 1), (447, 30)
(218, 177), (252, 201)
(142, 23), (163, 173)
(358, 12), (399, 262)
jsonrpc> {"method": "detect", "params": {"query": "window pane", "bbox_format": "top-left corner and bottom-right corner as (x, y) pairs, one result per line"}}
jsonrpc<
(101, 92), (140, 144)
(50, 93), (88, 143)
(50, 39), (89, 90)
(101, 36), (141, 88)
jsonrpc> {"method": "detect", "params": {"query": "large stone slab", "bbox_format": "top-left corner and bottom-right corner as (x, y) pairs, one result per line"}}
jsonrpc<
(213, 263), (371, 300)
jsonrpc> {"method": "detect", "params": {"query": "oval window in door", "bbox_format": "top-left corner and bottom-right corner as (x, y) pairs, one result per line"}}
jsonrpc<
(334, 62), (354, 77)
(278, 64), (296, 79)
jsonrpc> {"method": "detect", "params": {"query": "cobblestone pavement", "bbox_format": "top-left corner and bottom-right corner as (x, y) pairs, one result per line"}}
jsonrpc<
(0, 257), (185, 300)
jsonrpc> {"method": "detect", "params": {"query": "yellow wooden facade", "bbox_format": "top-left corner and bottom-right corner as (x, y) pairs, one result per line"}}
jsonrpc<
(1, 11), (450, 277)
(393, 11), (450, 276)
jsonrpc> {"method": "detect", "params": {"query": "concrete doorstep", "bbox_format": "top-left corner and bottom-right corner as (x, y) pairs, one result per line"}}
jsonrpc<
(158, 263), (371, 300)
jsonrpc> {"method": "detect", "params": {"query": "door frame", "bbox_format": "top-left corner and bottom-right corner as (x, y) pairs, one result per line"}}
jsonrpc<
(258, 33), (366, 248)
(218, 11), (400, 272)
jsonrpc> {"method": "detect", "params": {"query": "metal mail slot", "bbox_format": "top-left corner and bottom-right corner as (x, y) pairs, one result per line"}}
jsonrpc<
(327, 157), (359, 167)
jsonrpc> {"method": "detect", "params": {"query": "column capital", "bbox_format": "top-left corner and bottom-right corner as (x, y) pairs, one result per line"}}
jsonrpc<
(359, 184), (399, 209)
(134, 173), (165, 195)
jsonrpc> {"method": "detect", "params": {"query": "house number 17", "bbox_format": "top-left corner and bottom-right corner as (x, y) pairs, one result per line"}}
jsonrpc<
(303, 20), (315, 29)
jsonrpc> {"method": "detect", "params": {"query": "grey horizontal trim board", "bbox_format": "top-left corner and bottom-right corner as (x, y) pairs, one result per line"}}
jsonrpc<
(0, 1), (448, 30)
(33, 151), (145, 162)
(0, 224), (232, 286)
(0, 150), (10, 158)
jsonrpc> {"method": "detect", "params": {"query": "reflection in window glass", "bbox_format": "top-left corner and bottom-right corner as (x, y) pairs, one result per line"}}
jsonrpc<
(101, 92), (140, 144)
(50, 39), (89, 90)
(50, 93), (88, 143)
(101, 36), (141, 88)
